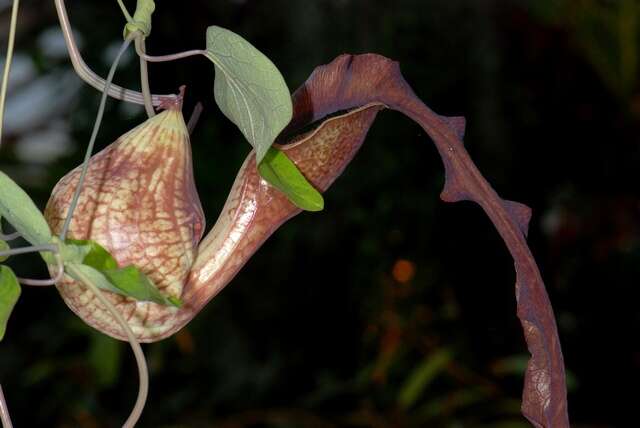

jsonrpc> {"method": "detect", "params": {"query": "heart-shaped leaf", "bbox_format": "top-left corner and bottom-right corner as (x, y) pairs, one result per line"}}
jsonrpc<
(205, 25), (292, 164)
(258, 147), (324, 211)
(0, 265), (21, 340)
(0, 171), (52, 246)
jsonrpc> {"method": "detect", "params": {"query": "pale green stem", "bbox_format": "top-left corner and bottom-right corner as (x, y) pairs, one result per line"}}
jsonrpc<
(116, 0), (134, 23)
(0, 385), (13, 428)
(59, 36), (134, 241)
(53, 0), (174, 106)
(135, 34), (155, 117)
(66, 263), (148, 428)
(0, 0), (20, 150)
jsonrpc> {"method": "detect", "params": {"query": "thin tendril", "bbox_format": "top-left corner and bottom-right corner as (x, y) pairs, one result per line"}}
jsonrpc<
(53, 0), (173, 106)
(66, 264), (148, 428)
(59, 36), (134, 241)
(135, 35), (155, 118)
(187, 102), (204, 135)
(0, 385), (13, 428)
(116, 0), (134, 23)
(0, 0), (20, 150)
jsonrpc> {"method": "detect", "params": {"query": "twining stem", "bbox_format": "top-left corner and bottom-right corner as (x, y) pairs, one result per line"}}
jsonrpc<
(53, 0), (174, 106)
(135, 34), (155, 117)
(0, 0), (20, 150)
(60, 36), (134, 241)
(0, 385), (13, 428)
(66, 263), (148, 428)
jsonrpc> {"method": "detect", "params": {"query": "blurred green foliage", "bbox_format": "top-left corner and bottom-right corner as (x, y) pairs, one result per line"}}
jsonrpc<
(525, 0), (640, 108)
(0, 0), (638, 427)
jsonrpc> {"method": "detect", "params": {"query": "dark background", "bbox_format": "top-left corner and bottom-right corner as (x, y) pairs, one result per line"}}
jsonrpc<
(0, 0), (637, 427)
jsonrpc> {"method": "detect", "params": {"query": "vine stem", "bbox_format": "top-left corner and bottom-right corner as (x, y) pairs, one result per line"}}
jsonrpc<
(59, 36), (134, 241)
(66, 263), (148, 428)
(53, 0), (174, 106)
(135, 34), (155, 117)
(0, 385), (13, 428)
(0, 0), (20, 150)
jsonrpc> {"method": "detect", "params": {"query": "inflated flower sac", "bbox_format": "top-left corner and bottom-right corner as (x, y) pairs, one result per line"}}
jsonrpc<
(45, 103), (205, 340)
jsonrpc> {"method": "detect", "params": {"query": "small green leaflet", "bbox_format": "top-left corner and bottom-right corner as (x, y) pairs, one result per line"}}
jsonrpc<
(205, 25), (293, 164)
(102, 266), (181, 307)
(0, 240), (8, 262)
(258, 147), (324, 211)
(68, 263), (181, 308)
(64, 238), (181, 307)
(0, 171), (52, 246)
(65, 239), (117, 271)
(0, 265), (21, 341)
(67, 263), (124, 295)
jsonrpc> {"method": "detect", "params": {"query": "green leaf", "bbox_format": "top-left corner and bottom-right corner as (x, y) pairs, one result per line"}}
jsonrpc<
(65, 239), (118, 271)
(66, 263), (124, 294)
(205, 25), (293, 164)
(0, 171), (52, 245)
(398, 349), (453, 409)
(88, 332), (123, 387)
(0, 240), (8, 262)
(67, 264), (180, 308)
(258, 147), (324, 211)
(0, 265), (21, 341)
(103, 266), (181, 307)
